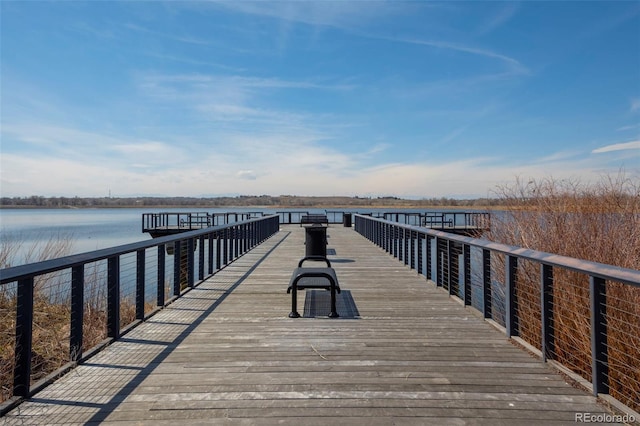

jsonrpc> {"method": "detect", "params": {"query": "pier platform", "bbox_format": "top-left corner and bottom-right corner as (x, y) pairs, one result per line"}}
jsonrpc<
(1, 225), (618, 425)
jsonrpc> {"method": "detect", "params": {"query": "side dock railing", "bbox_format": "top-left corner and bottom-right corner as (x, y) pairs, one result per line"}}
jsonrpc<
(354, 214), (640, 414)
(142, 212), (267, 234)
(141, 210), (489, 232)
(0, 215), (280, 409)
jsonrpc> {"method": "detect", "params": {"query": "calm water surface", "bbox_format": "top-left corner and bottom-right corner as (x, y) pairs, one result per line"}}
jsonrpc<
(1, 209), (153, 257)
(0, 208), (351, 265)
(0, 207), (477, 267)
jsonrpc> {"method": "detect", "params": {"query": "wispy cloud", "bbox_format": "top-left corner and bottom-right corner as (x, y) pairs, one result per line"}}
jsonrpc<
(2, 123), (188, 168)
(631, 98), (640, 113)
(1, 133), (628, 198)
(617, 124), (640, 132)
(592, 140), (640, 153)
(124, 23), (215, 46)
(477, 3), (520, 35)
(385, 36), (528, 75)
(211, 1), (411, 30)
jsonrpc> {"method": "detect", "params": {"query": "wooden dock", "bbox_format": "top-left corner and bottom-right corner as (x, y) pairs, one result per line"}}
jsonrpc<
(2, 225), (619, 425)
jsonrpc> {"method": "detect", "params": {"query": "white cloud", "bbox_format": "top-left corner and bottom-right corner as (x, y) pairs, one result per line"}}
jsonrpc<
(477, 3), (520, 35)
(210, 1), (411, 30)
(616, 124), (640, 131)
(592, 140), (640, 153)
(236, 170), (257, 180)
(359, 34), (528, 77)
(1, 142), (629, 198)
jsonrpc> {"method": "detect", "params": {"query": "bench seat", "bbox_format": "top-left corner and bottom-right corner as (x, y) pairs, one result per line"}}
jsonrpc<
(287, 257), (340, 318)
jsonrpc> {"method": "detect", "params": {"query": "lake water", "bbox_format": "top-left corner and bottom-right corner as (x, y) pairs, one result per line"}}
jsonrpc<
(0, 207), (484, 268)
(0, 207), (495, 321)
(0, 207), (405, 266)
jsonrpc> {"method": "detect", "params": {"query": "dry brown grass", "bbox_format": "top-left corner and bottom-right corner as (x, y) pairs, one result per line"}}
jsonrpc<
(0, 235), (148, 403)
(1, 233), (76, 401)
(488, 172), (640, 411)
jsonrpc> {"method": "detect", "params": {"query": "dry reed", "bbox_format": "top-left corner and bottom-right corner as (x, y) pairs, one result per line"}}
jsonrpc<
(488, 172), (640, 411)
(0, 234), (144, 403)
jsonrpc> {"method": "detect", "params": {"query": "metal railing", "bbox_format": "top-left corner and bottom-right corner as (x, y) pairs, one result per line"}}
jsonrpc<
(378, 211), (490, 229)
(141, 212), (268, 233)
(354, 214), (640, 414)
(141, 210), (490, 228)
(0, 215), (280, 407)
(276, 210), (490, 229)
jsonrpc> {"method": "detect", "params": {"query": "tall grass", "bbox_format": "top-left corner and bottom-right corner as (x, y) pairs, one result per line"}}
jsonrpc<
(488, 172), (640, 411)
(0, 234), (144, 403)
(1, 233), (74, 402)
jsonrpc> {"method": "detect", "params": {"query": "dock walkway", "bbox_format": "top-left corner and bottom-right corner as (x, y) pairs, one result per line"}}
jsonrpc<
(2, 226), (617, 425)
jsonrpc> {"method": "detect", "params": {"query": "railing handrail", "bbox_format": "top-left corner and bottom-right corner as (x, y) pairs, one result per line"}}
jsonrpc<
(356, 216), (640, 288)
(1, 214), (281, 408)
(353, 213), (640, 415)
(1, 215), (277, 285)
(139, 210), (490, 228)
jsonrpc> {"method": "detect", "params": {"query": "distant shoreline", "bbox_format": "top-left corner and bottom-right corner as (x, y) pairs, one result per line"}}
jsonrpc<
(0, 195), (501, 210)
(0, 204), (498, 210)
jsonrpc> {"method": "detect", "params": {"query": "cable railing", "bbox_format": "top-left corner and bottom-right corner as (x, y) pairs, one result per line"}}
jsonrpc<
(141, 212), (268, 233)
(354, 214), (640, 414)
(0, 215), (280, 408)
(141, 210), (490, 229)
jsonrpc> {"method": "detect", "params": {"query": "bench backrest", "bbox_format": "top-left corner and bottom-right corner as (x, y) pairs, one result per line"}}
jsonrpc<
(301, 214), (328, 224)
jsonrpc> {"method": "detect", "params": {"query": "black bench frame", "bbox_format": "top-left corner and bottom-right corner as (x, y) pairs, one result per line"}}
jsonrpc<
(287, 256), (340, 318)
(300, 214), (329, 227)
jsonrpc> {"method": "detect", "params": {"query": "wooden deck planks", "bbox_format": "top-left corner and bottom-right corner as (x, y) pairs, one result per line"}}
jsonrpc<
(1, 225), (621, 425)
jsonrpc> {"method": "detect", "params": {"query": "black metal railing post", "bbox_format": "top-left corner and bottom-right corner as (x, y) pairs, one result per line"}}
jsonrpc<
(187, 238), (195, 288)
(417, 233), (424, 276)
(590, 276), (609, 396)
(541, 263), (554, 362)
(386, 223), (392, 253)
(136, 249), (145, 320)
(223, 229), (229, 266)
(230, 227), (235, 260)
(234, 225), (240, 259)
(410, 230), (416, 271)
(482, 249), (492, 319)
(243, 223), (248, 253)
(107, 257), (120, 339)
(463, 244), (471, 306)
(157, 245), (165, 306)
(404, 229), (410, 266)
(70, 265), (84, 362)
(436, 237), (443, 287)
(173, 241), (181, 296)
(216, 233), (222, 270)
(14, 277), (34, 397)
(505, 255), (518, 338)
(198, 235), (205, 281)
(389, 225), (394, 256)
(446, 239), (453, 295)
(208, 233), (214, 275)
(426, 235), (432, 281)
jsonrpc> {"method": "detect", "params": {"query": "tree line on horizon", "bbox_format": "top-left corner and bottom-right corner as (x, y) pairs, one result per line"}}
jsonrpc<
(0, 194), (502, 208)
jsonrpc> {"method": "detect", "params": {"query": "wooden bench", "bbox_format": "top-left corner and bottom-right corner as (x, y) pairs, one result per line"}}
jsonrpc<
(287, 256), (340, 318)
(300, 214), (329, 227)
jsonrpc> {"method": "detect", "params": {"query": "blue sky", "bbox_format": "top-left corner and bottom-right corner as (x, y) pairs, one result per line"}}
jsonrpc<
(1, 1), (639, 199)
